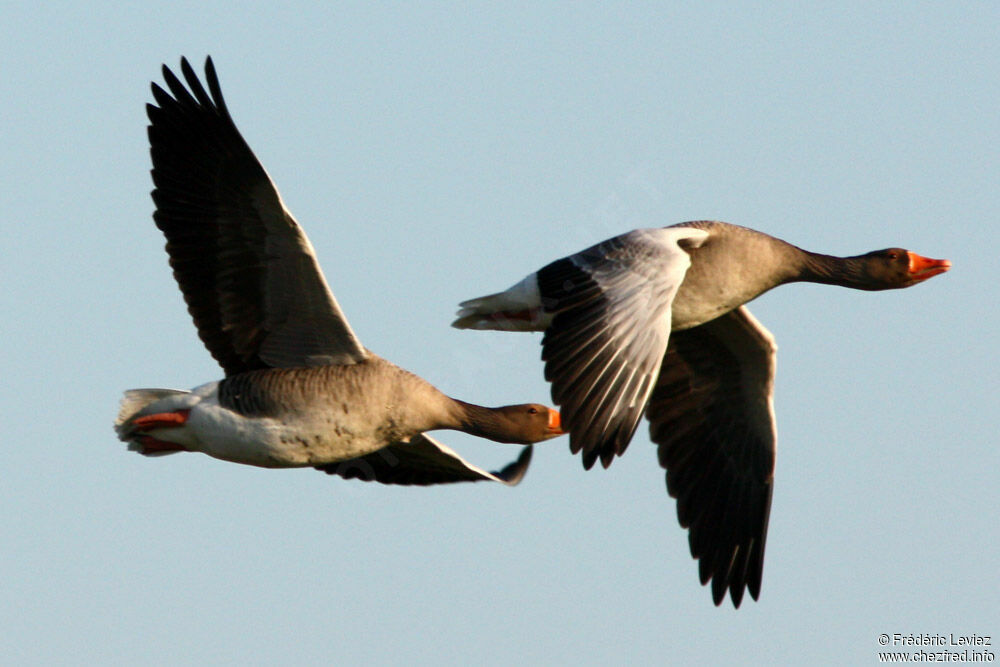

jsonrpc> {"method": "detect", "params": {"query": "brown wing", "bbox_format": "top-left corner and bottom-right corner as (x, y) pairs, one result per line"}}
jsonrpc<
(316, 435), (533, 486)
(647, 306), (777, 608)
(147, 57), (367, 375)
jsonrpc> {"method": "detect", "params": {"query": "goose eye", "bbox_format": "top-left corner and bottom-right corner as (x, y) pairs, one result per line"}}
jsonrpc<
(528, 407), (539, 414)
(887, 251), (898, 260)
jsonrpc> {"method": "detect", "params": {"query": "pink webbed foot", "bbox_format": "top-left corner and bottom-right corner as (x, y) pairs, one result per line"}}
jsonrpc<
(134, 435), (189, 455)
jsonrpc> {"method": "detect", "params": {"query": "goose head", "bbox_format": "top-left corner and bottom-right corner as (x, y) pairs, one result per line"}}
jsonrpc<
(491, 403), (564, 444)
(855, 249), (951, 290)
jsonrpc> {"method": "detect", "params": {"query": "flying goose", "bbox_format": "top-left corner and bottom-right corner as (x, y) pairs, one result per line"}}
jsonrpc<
(116, 57), (563, 486)
(453, 220), (950, 603)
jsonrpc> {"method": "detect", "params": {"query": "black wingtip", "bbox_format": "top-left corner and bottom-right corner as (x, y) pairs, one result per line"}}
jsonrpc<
(179, 56), (197, 84)
(203, 55), (229, 117)
(495, 445), (533, 486)
(153, 57), (224, 114)
(159, 62), (182, 93)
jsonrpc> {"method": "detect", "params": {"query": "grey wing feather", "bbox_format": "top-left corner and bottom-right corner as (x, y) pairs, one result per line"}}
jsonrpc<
(537, 227), (706, 469)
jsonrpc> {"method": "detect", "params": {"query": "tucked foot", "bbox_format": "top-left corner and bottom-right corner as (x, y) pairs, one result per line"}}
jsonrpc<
(130, 409), (191, 431)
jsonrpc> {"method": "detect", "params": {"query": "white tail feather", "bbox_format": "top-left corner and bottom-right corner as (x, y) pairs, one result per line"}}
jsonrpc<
(452, 273), (549, 332)
(114, 388), (188, 435)
(116, 388), (198, 457)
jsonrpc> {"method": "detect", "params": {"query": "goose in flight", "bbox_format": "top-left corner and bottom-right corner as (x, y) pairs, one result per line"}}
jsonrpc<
(116, 57), (563, 487)
(454, 220), (949, 603)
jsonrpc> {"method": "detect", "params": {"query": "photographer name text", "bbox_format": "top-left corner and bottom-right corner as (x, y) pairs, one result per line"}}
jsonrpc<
(889, 634), (992, 647)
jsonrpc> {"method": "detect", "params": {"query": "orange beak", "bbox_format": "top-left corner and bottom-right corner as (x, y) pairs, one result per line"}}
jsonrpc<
(907, 252), (951, 282)
(547, 408), (564, 435)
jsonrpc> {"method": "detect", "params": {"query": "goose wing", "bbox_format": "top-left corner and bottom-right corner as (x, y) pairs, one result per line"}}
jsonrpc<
(316, 436), (533, 486)
(147, 57), (367, 375)
(537, 227), (708, 469)
(647, 306), (777, 608)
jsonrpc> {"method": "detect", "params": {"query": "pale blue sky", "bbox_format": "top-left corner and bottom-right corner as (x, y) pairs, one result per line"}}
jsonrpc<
(2, 3), (997, 665)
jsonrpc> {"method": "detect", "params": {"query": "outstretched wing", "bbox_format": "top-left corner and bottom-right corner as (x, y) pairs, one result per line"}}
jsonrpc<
(315, 435), (533, 486)
(537, 227), (708, 469)
(147, 57), (367, 375)
(647, 306), (777, 608)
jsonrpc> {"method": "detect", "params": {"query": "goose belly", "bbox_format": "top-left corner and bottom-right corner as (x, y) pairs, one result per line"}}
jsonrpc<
(186, 395), (393, 468)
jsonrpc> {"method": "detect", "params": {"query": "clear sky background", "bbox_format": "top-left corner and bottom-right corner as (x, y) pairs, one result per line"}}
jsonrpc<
(2, 3), (997, 665)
